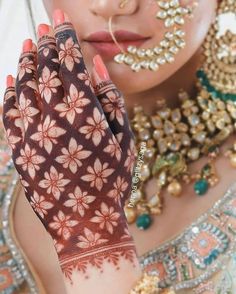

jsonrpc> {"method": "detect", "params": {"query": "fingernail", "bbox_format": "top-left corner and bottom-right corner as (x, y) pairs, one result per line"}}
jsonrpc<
(53, 9), (65, 26)
(37, 24), (50, 38)
(22, 39), (33, 52)
(6, 75), (13, 87)
(93, 55), (110, 81)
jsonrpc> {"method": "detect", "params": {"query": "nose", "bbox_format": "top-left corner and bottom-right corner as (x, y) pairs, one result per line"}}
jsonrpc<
(90, 0), (139, 20)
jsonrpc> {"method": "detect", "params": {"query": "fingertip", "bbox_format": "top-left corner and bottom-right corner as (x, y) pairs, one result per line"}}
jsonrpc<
(6, 75), (14, 88)
(63, 12), (70, 22)
(93, 55), (110, 81)
(31, 42), (37, 52)
(37, 24), (50, 38)
(4, 76), (16, 105)
(22, 39), (33, 53)
(53, 9), (65, 27)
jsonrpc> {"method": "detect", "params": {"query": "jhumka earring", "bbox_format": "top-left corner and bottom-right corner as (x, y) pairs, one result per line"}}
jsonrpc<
(197, 0), (236, 101)
(114, 0), (198, 72)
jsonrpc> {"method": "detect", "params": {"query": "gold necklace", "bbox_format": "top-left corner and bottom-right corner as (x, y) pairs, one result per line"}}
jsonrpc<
(124, 77), (236, 230)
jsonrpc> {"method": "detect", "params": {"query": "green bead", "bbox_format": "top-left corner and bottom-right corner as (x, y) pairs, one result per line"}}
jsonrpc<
(207, 84), (215, 93)
(194, 179), (209, 196)
(168, 153), (179, 164)
(196, 70), (204, 79)
(220, 93), (227, 101)
(208, 145), (218, 153)
(202, 164), (212, 177)
(136, 214), (152, 230)
(231, 94), (236, 101)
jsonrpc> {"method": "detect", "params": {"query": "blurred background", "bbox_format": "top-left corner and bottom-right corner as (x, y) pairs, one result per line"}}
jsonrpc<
(0, 0), (235, 103)
(0, 0), (48, 101)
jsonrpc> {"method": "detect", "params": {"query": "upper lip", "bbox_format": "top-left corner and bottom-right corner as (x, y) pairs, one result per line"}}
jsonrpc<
(84, 30), (150, 43)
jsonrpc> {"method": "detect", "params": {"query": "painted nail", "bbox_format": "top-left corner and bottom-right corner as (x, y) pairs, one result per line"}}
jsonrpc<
(22, 39), (33, 52)
(93, 55), (110, 81)
(37, 24), (50, 38)
(53, 9), (65, 26)
(6, 75), (13, 88)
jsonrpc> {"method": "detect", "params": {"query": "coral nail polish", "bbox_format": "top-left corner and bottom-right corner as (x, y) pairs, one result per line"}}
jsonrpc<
(6, 75), (13, 87)
(93, 55), (110, 81)
(53, 9), (65, 26)
(37, 24), (50, 38)
(22, 39), (33, 52)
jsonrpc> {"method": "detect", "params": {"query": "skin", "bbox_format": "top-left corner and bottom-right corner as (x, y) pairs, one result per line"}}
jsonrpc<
(41, 0), (216, 111)
(11, 0), (233, 293)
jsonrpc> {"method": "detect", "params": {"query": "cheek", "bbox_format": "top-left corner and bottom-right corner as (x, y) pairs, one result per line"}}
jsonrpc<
(102, 5), (214, 95)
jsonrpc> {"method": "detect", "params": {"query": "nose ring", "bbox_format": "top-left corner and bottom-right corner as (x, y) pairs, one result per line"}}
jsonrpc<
(119, 0), (129, 9)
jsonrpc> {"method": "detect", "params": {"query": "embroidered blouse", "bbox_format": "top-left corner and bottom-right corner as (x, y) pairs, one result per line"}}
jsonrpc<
(139, 185), (236, 293)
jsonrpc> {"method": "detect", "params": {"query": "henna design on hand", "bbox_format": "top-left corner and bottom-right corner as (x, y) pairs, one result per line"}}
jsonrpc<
(3, 22), (137, 282)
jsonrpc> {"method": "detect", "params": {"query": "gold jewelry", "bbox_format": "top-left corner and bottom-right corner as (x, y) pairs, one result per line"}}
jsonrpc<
(125, 86), (236, 229)
(114, 0), (198, 72)
(108, 16), (125, 54)
(199, 0), (236, 99)
(119, 0), (129, 9)
(124, 0), (236, 231)
(129, 273), (160, 294)
(129, 272), (175, 294)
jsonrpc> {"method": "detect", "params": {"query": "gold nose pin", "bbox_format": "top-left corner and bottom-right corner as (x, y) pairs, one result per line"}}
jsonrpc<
(119, 0), (129, 9)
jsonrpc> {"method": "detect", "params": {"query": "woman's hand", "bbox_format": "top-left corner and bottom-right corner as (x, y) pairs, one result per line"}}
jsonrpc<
(3, 10), (141, 294)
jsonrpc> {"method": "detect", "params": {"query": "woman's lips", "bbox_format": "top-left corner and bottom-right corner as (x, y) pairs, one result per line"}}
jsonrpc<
(84, 30), (150, 58)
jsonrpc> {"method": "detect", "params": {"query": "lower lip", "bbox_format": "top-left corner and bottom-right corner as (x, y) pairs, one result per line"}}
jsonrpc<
(85, 40), (148, 58)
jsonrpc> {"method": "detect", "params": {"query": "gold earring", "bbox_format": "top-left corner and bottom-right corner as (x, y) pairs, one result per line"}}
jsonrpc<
(197, 0), (236, 101)
(114, 0), (198, 72)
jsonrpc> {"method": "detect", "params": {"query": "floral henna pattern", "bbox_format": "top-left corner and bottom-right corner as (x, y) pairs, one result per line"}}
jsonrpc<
(3, 22), (137, 282)
(54, 84), (91, 124)
(101, 90), (126, 126)
(17, 56), (35, 81)
(64, 186), (96, 216)
(107, 176), (129, 205)
(55, 138), (92, 174)
(30, 191), (53, 219)
(18, 92), (40, 130)
(5, 128), (21, 150)
(94, 80), (136, 154)
(78, 69), (92, 87)
(39, 166), (71, 200)
(30, 115), (67, 154)
(79, 107), (109, 146)
(81, 158), (115, 191)
(59, 36), (82, 72)
(77, 227), (108, 249)
(15, 143), (46, 179)
(39, 66), (62, 103)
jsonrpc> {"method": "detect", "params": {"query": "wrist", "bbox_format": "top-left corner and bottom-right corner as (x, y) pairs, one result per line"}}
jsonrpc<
(50, 202), (137, 281)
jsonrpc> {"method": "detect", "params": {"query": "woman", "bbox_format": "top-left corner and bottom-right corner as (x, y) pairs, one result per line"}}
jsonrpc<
(1, 0), (236, 293)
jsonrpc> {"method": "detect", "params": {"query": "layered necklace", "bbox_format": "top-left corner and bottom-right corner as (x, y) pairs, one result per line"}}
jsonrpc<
(124, 0), (236, 230)
(124, 77), (236, 230)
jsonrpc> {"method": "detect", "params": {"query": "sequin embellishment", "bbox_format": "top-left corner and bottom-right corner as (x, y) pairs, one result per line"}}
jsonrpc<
(139, 183), (236, 291)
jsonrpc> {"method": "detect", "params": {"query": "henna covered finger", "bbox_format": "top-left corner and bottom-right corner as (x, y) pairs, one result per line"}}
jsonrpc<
(92, 56), (135, 153)
(54, 19), (95, 99)
(3, 76), (24, 149)
(15, 41), (41, 134)
(37, 24), (65, 114)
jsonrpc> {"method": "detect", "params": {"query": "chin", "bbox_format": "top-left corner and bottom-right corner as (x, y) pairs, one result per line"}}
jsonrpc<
(104, 61), (174, 95)
(81, 42), (179, 95)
